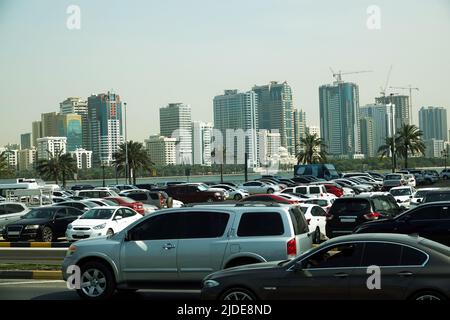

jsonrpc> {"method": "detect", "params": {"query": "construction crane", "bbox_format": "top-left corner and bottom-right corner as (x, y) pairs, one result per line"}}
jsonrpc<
(389, 85), (419, 124)
(379, 65), (393, 97)
(329, 68), (372, 82)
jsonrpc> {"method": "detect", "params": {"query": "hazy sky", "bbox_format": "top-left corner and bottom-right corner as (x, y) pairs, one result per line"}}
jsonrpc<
(1, 0), (449, 146)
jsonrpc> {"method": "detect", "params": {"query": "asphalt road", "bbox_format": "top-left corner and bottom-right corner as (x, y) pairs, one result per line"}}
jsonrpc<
(0, 279), (201, 300)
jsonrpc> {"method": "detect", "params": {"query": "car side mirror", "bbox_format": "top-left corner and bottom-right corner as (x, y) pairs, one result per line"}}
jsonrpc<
(292, 261), (304, 272)
(115, 215), (123, 221)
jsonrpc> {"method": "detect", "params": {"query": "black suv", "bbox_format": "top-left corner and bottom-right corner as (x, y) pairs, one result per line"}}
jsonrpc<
(354, 202), (450, 246)
(326, 194), (402, 238)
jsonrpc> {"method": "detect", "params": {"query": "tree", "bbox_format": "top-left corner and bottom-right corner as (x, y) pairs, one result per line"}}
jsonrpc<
(296, 133), (328, 165)
(35, 149), (77, 187)
(113, 141), (154, 185)
(395, 124), (426, 169)
(0, 151), (9, 175)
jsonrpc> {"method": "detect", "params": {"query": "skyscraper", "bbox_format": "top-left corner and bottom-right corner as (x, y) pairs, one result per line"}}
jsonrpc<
(213, 90), (258, 167)
(145, 135), (177, 166)
(253, 81), (294, 155)
(31, 121), (42, 148)
(159, 103), (192, 165)
(18, 149), (36, 171)
(57, 114), (82, 152)
(319, 82), (360, 157)
(41, 112), (59, 137)
(192, 121), (213, 166)
(20, 133), (32, 150)
(375, 95), (410, 132)
(37, 137), (67, 160)
(360, 104), (394, 156)
(419, 106), (448, 141)
(293, 108), (307, 155)
(60, 97), (89, 149)
(87, 92), (123, 165)
(360, 117), (374, 158)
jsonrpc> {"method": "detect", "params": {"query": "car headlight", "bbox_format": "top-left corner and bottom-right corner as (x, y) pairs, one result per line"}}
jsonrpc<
(93, 223), (107, 230)
(214, 192), (221, 197)
(67, 224), (73, 230)
(24, 225), (40, 230)
(203, 279), (220, 288)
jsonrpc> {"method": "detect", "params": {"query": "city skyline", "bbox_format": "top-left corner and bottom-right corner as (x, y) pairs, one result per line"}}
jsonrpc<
(1, 0), (450, 146)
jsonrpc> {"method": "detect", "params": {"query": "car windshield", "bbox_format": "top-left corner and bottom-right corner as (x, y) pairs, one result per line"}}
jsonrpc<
(386, 174), (402, 180)
(197, 184), (209, 191)
(80, 209), (115, 220)
(23, 208), (57, 219)
(390, 189), (412, 196)
(102, 199), (118, 206)
(414, 191), (429, 198)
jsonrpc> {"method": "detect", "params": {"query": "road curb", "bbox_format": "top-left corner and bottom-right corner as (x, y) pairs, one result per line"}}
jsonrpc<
(0, 270), (63, 280)
(0, 242), (70, 248)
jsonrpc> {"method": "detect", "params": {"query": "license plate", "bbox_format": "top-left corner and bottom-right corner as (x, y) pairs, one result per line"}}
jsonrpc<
(340, 218), (355, 223)
(8, 231), (20, 236)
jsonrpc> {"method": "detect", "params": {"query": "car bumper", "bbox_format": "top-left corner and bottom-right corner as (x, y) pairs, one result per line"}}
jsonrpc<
(66, 229), (106, 241)
(3, 229), (41, 241)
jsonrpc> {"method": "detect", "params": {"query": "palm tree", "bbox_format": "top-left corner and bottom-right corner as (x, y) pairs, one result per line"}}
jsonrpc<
(395, 124), (426, 169)
(36, 149), (77, 187)
(113, 141), (154, 185)
(378, 136), (399, 172)
(296, 133), (328, 165)
(211, 146), (226, 183)
(0, 151), (9, 175)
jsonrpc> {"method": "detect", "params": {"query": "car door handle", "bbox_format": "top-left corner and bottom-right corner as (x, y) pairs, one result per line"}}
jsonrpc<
(397, 271), (413, 277)
(162, 243), (176, 250)
(333, 273), (349, 278)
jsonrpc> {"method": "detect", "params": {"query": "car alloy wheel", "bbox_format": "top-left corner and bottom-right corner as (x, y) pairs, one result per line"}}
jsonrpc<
(41, 226), (53, 242)
(207, 198), (214, 202)
(234, 194), (242, 201)
(222, 288), (255, 301)
(106, 229), (114, 236)
(267, 188), (274, 194)
(415, 294), (442, 301)
(81, 268), (107, 298)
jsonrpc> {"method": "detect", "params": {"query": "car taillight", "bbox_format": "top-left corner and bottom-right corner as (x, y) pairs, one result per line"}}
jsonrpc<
(364, 212), (381, 220)
(325, 213), (334, 220)
(287, 238), (296, 257)
(159, 194), (165, 205)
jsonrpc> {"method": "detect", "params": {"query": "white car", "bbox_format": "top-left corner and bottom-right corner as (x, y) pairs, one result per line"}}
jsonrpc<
(302, 198), (335, 213)
(66, 206), (142, 241)
(282, 185), (336, 200)
(171, 199), (184, 208)
(0, 202), (30, 234)
(389, 186), (416, 208)
(211, 184), (249, 200)
(410, 188), (441, 207)
(300, 204), (327, 244)
(238, 181), (280, 194)
(402, 174), (416, 187)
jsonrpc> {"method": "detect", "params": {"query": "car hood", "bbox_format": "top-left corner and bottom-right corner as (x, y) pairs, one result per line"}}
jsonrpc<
(10, 218), (51, 226)
(392, 195), (411, 201)
(209, 261), (282, 278)
(71, 219), (110, 227)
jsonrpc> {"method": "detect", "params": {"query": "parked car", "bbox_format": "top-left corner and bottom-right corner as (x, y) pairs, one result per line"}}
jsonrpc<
(241, 194), (301, 204)
(347, 177), (379, 191)
(354, 202), (450, 246)
(75, 189), (119, 198)
(165, 183), (225, 203)
(104, 196), (145, 215)
(302, 198), (335, 213)
(238, 181), (280, 195)
(66, 207), (143, 241)
(332, 178), (372, 193)
(3, 206), (83, 242)
(389, 186), (416, 209)
(135, 183), (158, 191)
(325, 194), (402, 238)
(285, 185), (336, 199)
(0, 202), (30, 234)
(424, 170), (440, 183)
(53, 200), (98, 212)
(421, 189), (450, 203)
(84, 198), (119, 207)
(211, 184), (249, 201)
(366, 171), (385, 180)
(440, 169), (450, 180)
(119, 189), (171, 209)
(201, 233), (450, 301)
(71, 185), (95, 191)
(109, 184), (137, 191)
(410, 188), (441, 207)
(62, 203), (312, 299)
(382, 173), (407, 191)
(300, 204), (327, 244)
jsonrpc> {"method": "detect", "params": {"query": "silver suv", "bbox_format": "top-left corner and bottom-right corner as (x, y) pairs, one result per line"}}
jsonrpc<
(62, 203), (313, 299)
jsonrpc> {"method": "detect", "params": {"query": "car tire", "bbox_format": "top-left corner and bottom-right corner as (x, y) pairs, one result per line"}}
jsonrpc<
(40, 226), (54, 242)
(444, 175), (449, 180)
(313, 227), (321, 244)
(106, 229), (114, 236)
(220, 287), (257, 301)
(267, 188), (274, 194)
(77, 261), (116, 300)
(233, 194), (242, 201)
(206, 198), (214, 203)
(410, 291), (447, 301)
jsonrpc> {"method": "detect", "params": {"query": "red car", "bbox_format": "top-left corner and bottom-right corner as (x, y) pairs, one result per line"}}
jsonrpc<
(105, 196), (145, 215)
(240, 194), (301, 204)
(323, 184), (344, 197)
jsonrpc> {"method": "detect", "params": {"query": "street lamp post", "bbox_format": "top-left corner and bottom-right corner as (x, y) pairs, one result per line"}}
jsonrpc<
(102, 161), (106, 187)
(388, 94), (396, 173)
(442, 148), (449, 170)
(124, 102), (129, 185)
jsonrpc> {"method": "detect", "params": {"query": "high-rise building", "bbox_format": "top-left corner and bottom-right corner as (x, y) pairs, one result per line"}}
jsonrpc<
(87, 92), (123, 165)
(18, 148), (36, 171)
(41, 112), (59, 137)
(70, 148), (92, 169)
(213, 90), (258, 167)
(375, 95), (410, 132)
(360, 117), (374, 158)
(258, 130), (281, 166)
(20, 133), (32, 150)
(60, 97), (89, 149)
(293, 109), (307, 155)
(145, 135), (177, 166)
(32, 121), (43, 147)
(0, 147), (18, 169)
(419, 106), (448, 141)
(57, 114), (82, 152)
(307, 126), (321, 137)
(360, 104), (394, 156)
(424, 139), (445, 158)
(253, 81), (294, 155)
(36, 137), (67, 160)
(319, 82), (360, 157)
(192, 121), (213, 166)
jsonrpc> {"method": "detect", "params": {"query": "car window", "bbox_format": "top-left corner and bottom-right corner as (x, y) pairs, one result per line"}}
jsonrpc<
(296, 187), (307, 194)
(6, 204), (25, 213)
(409, 207), (441, 220)
(289, 207), (309, 234)
(303, 243), (363, 269)
(283, 188), (294, 194)
(55, 208), (68, 218)
(237, 212), (284, 236)
(361, 243), (401, 267)
(128, 193), (147, 201)
(312, 206), (327, 217)
(330, 199), (370, 216)
(401, 246), (428, 266)
(129, 213), (180, 241)
(70, 202), (86, 210)
(424, 192), (450, 203)
(372, 197), (391, 212)
(309, 187), (321, 194)
(178, 212), (229, 239)
(67, 207), (82, 216)
(0, 205), (7, 215)
(122, 208), (136, 218)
